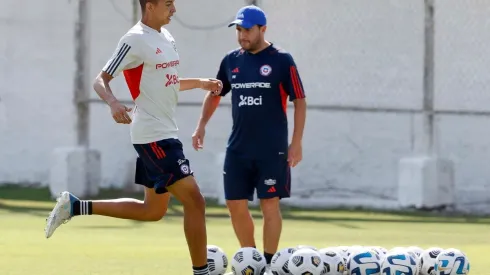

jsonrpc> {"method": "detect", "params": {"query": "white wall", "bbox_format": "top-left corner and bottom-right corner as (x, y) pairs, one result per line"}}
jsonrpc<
(1, 0), (489, 213)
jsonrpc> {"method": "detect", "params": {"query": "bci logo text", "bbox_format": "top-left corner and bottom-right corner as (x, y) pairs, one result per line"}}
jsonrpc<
(238, 95), (262, 107)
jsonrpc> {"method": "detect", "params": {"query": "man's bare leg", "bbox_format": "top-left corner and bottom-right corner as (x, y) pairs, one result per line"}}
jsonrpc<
(91, 187), (170, 221)
(166, 176), (209, 274)
(226, 199), (256, 248)
(260, 197), (282, 265)
(44, 187), (169, 238)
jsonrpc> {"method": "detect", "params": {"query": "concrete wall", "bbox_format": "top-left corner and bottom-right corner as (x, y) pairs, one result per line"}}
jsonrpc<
(1, 0), (489, 213)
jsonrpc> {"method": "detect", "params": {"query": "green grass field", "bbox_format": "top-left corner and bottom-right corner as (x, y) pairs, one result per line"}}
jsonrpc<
(0, 185), (488, 275)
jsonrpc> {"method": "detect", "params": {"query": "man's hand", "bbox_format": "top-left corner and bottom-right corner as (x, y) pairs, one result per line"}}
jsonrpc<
(109, 101), (132, 124)
(200, 78), (223, 96)
(287, 141), (303, 167)
(192, 126), (206, 151)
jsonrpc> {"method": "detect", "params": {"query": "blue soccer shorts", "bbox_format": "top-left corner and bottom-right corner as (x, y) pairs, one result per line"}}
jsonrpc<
(223, 149), (291, 201)
(133, 138), (193, 194)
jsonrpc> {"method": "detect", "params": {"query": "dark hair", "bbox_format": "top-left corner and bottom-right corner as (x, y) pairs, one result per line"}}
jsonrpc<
(139, 0), (158, 12)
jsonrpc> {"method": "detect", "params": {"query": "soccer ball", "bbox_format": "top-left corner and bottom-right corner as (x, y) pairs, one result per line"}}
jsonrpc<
(418, 247), (444, 275)
(288, 248), (324, 275)
(347, 246), (364, 260)
(381, 250), (418, 275)
(349, 246), (365, 253)
(321, 247), (342, 255)
(335, 246), (350, 264)
(434, 248), (470, 275)
(270, 247), (297, 275)
(346, 249), (381, 275)
(297, 245), (318, 251)
(318, 248), (345, 275)
(388, 247), (406, 253)
(207, 245), (228, 275)
(369, 247), (388, 260)
(335, 246), (362, 265)
(406, 246), (424, 259)
(231, 247), (267, 275)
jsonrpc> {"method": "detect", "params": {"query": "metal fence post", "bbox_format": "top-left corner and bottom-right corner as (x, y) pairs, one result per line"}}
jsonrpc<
(74, 0), (90, 147)
(423, 0), (436, 155)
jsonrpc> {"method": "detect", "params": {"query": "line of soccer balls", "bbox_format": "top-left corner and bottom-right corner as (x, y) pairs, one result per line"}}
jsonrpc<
(206, 244), (471, 275)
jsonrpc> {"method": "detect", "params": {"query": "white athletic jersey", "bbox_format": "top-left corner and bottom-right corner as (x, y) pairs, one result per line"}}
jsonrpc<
(102, 21), (181, 144)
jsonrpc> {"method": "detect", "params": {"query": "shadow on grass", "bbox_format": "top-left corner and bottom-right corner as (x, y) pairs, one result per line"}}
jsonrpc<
(1, 201), (489, 225)
(0, 185), (54, 202)
(1, 185), (489, 225)
(0, 202), (49, 218)
(0, 184), (145, 202)
(75, 224), (144, 230)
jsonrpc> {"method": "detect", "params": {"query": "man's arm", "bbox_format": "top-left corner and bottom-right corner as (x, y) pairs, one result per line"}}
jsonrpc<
(192, 93), (223, 151)
(282, 53), (307, 144)
(191, 55), (231, 150)
(179, 78), (203, 92)
(93, 72), (117, 105)
(197, 55), (231, 128)
(179, 78), (223, 93)
(93, 72), (132, 124)
(197, 92), (221, 129)
(281, 53), (307, 166)
(291, 98), (307, 145)
(93, 35), (139, 124)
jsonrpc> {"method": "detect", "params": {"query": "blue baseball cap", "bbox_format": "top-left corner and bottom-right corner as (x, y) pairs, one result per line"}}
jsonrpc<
(228, 5), (267, 29)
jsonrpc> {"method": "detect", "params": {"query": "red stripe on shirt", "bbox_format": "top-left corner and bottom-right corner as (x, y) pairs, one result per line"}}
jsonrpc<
(290, 66), (304, 99)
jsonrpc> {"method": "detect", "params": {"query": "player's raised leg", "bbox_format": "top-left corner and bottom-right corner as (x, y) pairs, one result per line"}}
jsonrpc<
(44, 157), (170, 238)
(44, 186), (170, 238)
(256, 156), (291, 266)
(90, 157), (170, 221)
(91, 189), (169, 221)
(223, 150), (257, 248)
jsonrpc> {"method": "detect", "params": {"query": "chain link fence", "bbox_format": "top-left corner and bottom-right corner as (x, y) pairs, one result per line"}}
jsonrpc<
(60, 0), (490, 214)
(2, 0), (490, 214)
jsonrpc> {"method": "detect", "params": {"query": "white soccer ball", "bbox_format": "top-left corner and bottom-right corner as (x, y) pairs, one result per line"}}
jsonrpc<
(231, 247), (267, 275)
(288, 248), (324, 275)
(335, 246), (350, 264)
(335, 246), (362, 266)
(207, 245), (229, 275)
(296, 245), (319, 251)
(346, 249), (381, 275)
(369, 247), (388, 260)
(418, 247), (444, 275)
(389, 247), (406, 253)
(271, 247), (297, 275)
(349, 246), (365, 253)
(381, 250), (418, 275)
(318, 248), (345, 275)
(347, 246), (365, 261)
(406, 246), (424, 259)
(434, 248), (470, 275)
(321, 247), (343, 255)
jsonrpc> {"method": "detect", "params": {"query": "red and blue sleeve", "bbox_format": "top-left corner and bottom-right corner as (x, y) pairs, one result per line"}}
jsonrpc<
(281, 53), (306, 101)
(216, 56), (231, 97)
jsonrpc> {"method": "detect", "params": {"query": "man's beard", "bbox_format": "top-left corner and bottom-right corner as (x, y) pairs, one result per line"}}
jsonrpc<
(242, 40), (260, 52)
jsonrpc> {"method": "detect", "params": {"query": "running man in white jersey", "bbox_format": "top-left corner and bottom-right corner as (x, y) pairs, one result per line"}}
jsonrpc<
(44, 1), (220, 274)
